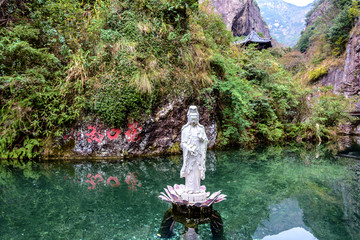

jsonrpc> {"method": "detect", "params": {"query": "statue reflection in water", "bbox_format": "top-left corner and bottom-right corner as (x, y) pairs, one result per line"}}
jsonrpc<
(157, 204), (225, 239)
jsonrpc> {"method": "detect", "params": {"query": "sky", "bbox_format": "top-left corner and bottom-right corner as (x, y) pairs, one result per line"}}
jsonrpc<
(282, 0), (315, 6)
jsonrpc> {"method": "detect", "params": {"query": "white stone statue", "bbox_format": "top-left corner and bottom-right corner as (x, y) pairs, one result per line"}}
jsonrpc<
(159, 106), (226, 205)
(180, 106), (208, 200)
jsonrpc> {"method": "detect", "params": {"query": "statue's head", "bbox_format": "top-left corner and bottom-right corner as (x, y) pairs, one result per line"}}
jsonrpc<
(187, 106), (199, 126)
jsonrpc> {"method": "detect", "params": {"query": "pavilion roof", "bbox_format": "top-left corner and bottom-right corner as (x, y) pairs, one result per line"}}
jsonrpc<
(235, 30), (272, 45)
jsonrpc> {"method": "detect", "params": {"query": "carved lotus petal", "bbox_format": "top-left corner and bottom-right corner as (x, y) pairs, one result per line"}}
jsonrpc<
(174, 184), (184, 196)
(208, 190), (222, 200)
(167, 190), (181, 202)
(159, 192), (171, 201)
(167, 185), (179, 197)
(217, 194), (227, 199)
(214, 198), (226, 203)
(164, 188), (174, 201)
(200, 198), (213, 207)
(201, 199), (216, 207)
(201, 192), (221, 207)
(159, 195), (172, 203)
(160, 192), (170, 199)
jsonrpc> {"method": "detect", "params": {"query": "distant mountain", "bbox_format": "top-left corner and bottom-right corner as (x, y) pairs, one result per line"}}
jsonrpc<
(256, 0), (313, 46)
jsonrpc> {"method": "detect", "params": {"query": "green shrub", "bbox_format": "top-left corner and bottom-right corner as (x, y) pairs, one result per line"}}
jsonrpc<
(0, 6), (88, 159)
(93, 79), (154, 127)
(257, 32), (265, 38)
(212, 45), (302, 145)
(234, 36), (246, 42)
(309, 67), (328, 82)
(312, 89), (352, 127)
(297, 28), (314, 53)
(326, 5), (355, 55)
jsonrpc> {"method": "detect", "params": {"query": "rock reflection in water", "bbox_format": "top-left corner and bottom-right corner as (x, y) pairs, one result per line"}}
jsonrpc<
(337, 136), (360, 159)
(158, 204), (224, 239)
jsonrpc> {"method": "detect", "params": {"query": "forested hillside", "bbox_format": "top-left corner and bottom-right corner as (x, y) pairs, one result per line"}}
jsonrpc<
(288, 0), (360, 102)
(297, 0), (359, 55)
(0, 0), (352, 159)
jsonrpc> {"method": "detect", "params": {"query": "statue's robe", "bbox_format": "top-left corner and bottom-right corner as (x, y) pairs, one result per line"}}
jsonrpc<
(180, 123), (208, 193)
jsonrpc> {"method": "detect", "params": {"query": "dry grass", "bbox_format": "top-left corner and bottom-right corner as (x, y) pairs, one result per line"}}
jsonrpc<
(278, 50), (305, 72)
(137, 21), (152, 34)
(131, 71), (152, 93)
(130, 54), (169, 93)
(179, 44), (213, 89)
(66, 49), (88, 86)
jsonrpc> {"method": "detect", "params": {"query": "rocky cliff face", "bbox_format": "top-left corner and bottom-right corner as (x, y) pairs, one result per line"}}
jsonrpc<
(305, 0), (330, 27)
(302, 0), (360, 110)
(318, 18), (360, 110)
(336, 19), (360, 100)
(205, 0), (271, 37)
(51, 100), (217, 159)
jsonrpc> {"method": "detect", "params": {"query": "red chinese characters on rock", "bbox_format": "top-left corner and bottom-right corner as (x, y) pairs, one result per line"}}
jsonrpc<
(125, 172), (142, 190)
(125, 122), (142, 142)
(76, 132), (81, 141)
(86, 124), (104, 143)
(64, 123), (141, 143)
(106, 128), (121, 141)
(63, 128), (74, 140)
(64, 128), (82, 141)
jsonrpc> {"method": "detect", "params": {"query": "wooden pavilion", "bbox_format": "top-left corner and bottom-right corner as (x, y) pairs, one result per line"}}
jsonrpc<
(235, 28), (272, 49)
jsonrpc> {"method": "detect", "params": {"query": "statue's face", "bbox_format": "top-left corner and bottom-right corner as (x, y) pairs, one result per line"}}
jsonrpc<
(190, 115), (198, 126)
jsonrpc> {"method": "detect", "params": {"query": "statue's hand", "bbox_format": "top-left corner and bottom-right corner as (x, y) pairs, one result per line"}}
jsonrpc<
(188, 145), (198, 156)
(190, 150), (198, 156)
(198, 131), (206, 142)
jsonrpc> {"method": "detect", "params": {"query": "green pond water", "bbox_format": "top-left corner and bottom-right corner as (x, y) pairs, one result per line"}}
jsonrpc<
(0, 146), (359, 240)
